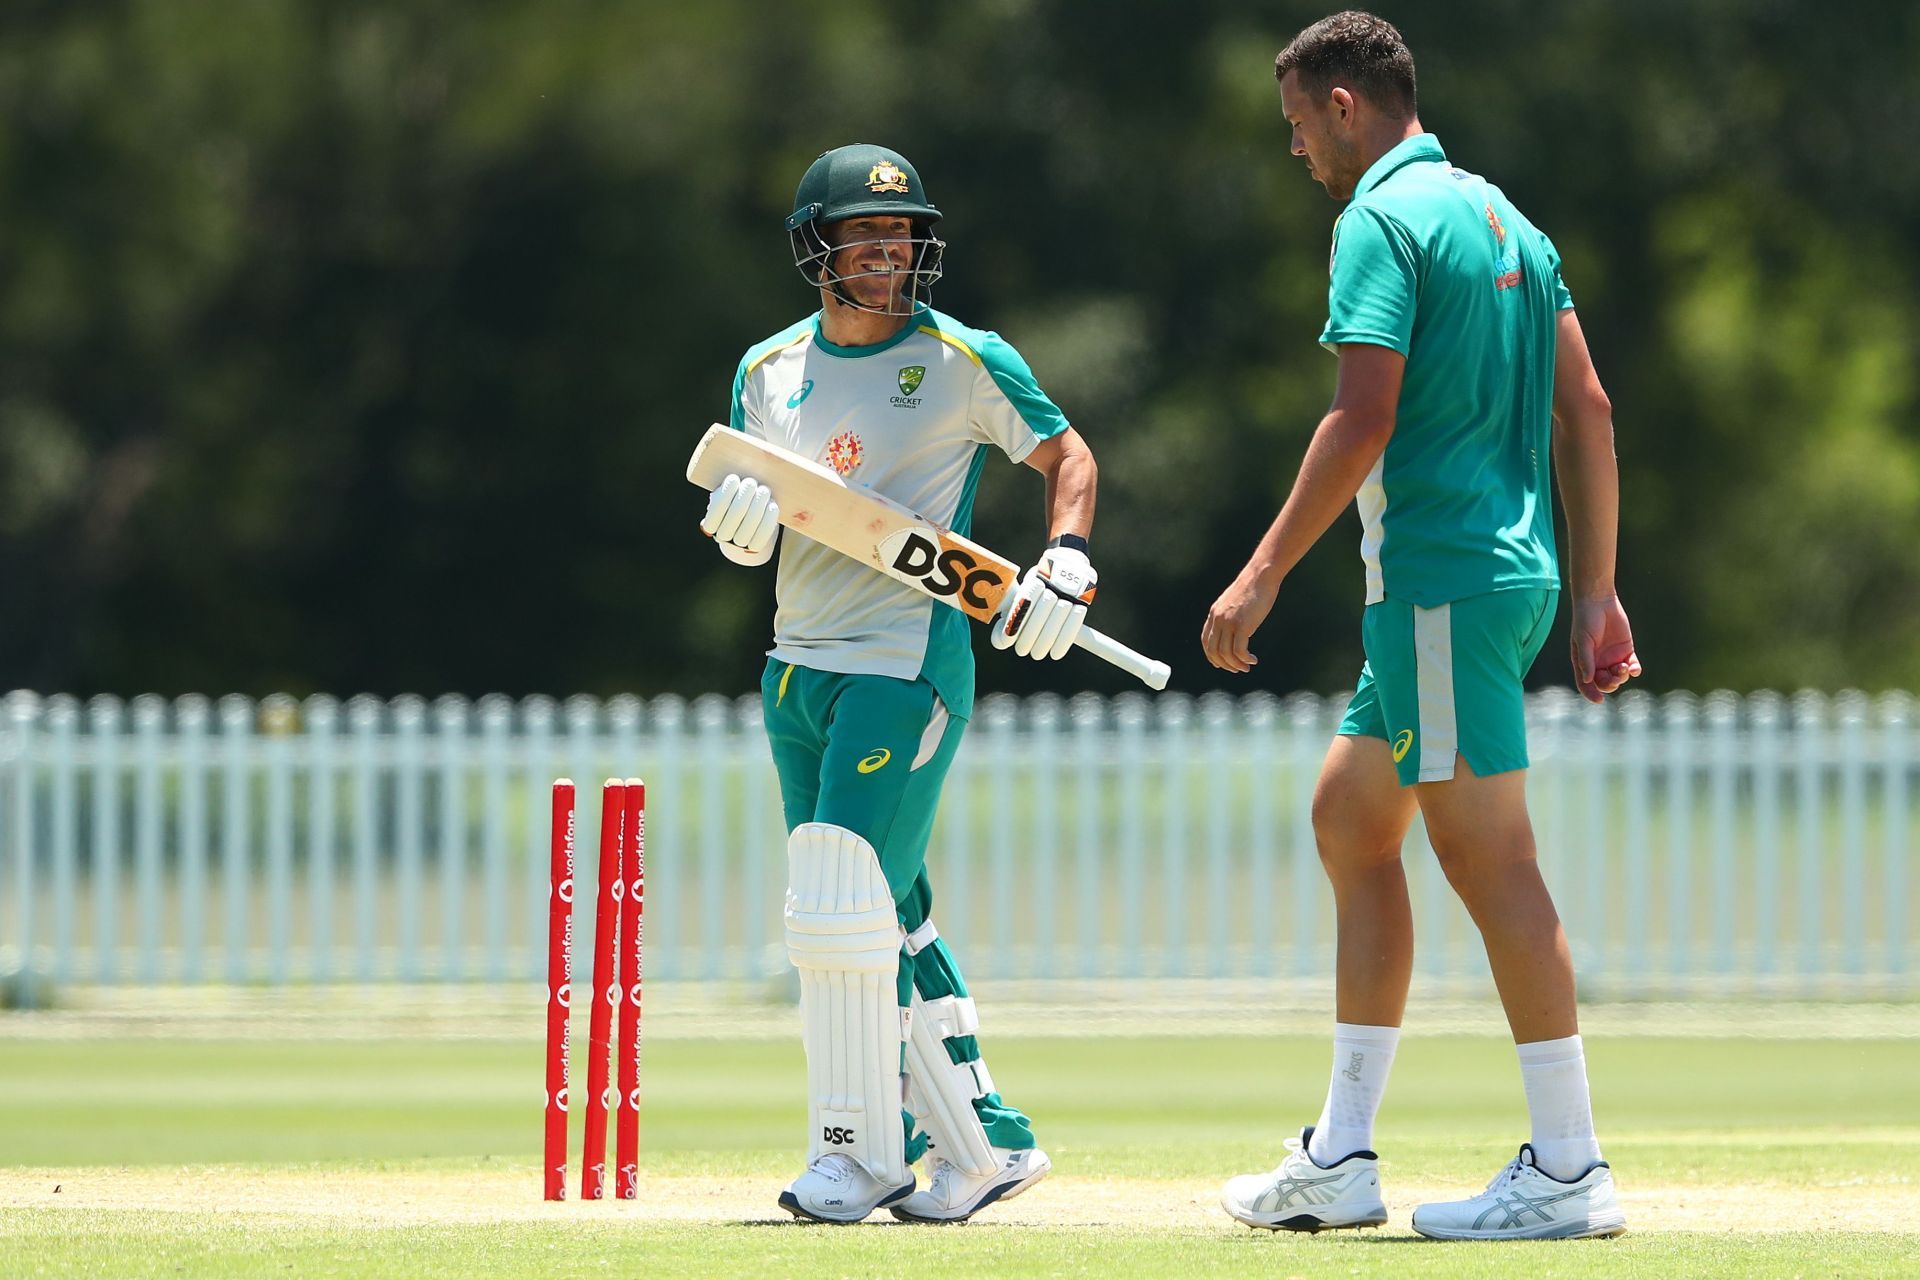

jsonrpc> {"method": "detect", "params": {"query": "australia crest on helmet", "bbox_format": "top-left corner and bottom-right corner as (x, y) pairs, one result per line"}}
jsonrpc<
(867, 161), (911, 194)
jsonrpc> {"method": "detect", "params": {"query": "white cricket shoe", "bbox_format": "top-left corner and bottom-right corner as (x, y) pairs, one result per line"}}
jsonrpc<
(1412, 1144), (1626, 1240)
(777, 1153), (915, 1224)
(890, 1147), (1052, 1223)
(1221, 1126), (1388, 1232)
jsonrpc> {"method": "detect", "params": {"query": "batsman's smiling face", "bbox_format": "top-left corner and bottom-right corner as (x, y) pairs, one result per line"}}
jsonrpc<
(1279, 69), (1363, 201)
(824, 216), (915, 309)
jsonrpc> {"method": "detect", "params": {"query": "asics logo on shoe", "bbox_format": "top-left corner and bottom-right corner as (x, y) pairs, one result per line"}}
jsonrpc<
(1472, 1184), (1591, 1230)
(1253, 1170), (1351, 1212)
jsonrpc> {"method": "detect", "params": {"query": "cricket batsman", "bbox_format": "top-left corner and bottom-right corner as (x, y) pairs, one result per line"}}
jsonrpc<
(1203, 13), (1642, 1239)
(703, 143), (1098, 1222)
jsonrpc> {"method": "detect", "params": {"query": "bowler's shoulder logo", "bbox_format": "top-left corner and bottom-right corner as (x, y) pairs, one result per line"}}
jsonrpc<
(825, 431), (864, 477)
(897, 365), (925, 396)
(1485, 202), (1507, 248)
(867, 162), (910, 194)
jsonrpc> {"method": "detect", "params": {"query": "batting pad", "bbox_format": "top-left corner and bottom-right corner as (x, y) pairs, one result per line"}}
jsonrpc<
(903, 919), (999, 1176)
(784, 822), (908, 1187)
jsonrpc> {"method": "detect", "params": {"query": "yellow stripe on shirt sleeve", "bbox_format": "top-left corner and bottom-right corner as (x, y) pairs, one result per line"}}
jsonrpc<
(745, 331), (813, 379)
(916, 325), (983, 366)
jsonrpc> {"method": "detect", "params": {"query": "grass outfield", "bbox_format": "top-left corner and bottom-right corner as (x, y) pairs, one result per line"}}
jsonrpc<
(3, 1031), (1918, 1277)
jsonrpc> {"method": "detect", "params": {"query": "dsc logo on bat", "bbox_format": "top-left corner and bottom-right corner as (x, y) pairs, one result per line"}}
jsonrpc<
(878, 529), (1008, 614)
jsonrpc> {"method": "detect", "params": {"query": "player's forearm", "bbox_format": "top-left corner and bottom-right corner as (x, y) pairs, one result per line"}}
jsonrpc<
(1551, 414), (1621, 598)
(1041, 432), (1097, 540)
(1246, 408), (1392, 585)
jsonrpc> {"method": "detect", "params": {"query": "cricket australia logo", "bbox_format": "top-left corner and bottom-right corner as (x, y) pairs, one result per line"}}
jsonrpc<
(867, 162), (910, 194)
(824, 431), (864, 477)
(891, 365), (925, 409)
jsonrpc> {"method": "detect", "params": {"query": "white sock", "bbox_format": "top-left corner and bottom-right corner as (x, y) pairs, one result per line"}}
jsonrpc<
(1307, 1022), (1400, 1165)
(1516, 1034), (1604, 1180)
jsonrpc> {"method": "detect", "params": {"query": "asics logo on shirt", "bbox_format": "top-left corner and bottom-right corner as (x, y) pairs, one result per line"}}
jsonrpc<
(787, 379), (815, 408)
(857, 749), (892, 774)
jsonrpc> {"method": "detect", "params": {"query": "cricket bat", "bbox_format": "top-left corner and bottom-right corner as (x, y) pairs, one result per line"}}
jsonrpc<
(686, 425), (1171, 690)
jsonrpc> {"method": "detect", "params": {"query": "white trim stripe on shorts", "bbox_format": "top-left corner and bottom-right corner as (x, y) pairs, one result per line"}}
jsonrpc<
(911, 697), (949, 771)
(1413, 603), (1458, 782)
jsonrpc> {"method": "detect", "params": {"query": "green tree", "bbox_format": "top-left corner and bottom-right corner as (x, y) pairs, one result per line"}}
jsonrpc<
(2, 1), (1915, 697)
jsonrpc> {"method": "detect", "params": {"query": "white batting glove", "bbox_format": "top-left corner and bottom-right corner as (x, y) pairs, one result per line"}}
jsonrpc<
(700, 473), (779, 566)
(992, 538), (1096, 661)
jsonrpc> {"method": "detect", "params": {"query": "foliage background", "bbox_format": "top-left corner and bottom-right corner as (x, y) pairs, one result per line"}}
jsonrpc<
(2, 1), (1915, 698)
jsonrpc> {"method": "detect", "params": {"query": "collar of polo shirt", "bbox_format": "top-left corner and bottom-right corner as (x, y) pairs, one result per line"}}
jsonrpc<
(1353, 133), (1449, 197)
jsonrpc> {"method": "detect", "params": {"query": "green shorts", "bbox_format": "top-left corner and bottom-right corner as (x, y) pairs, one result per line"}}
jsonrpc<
(759, 658), (966, 923)
(1338, 588), (1558, 787)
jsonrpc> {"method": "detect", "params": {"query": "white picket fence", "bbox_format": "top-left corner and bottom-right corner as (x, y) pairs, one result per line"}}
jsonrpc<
(0, 687), (1912, 998)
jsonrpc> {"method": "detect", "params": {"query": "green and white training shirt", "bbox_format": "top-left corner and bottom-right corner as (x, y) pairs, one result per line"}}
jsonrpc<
(1321, 133), (1572, 607)
(728, 306), (1067, 720)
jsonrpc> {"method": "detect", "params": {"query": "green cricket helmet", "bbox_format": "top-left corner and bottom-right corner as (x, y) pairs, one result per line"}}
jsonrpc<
(786, 144), (945, 315)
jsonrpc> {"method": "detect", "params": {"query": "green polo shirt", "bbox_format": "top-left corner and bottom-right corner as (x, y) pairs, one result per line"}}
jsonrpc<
(1320, 134), (1571, 607)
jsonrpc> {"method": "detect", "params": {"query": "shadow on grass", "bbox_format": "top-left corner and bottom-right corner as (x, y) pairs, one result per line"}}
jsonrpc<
(734, 1217), (923, 1229)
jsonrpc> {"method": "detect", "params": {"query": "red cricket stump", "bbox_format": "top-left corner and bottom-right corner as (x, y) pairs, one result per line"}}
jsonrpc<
(542, 780), (577, 1202)
(615, 779), (645, 1198)
(580, 779), (628, 1199)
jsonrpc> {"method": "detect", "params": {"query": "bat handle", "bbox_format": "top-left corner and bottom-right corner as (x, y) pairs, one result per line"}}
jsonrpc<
(1075, 625), (1172, 691)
